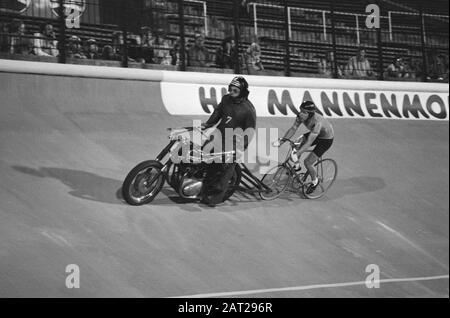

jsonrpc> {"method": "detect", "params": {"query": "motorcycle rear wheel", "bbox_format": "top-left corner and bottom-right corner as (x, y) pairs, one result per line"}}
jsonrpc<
(223, 165), (242, 201)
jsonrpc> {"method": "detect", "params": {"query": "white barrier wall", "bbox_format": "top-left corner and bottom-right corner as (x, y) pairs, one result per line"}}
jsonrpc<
(161, 71), (449, 121)
(1, 59), (448, 121)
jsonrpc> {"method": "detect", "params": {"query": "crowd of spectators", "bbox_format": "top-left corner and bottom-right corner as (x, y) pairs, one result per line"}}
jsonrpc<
(0, 19), (181, 66)
(315, 45), (449, 81)
(0, 18), (448, 81)
(0, 19), (267, 72)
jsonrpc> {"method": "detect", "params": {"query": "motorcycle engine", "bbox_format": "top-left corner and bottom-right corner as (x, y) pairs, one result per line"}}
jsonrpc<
(180, 176), (204, 199)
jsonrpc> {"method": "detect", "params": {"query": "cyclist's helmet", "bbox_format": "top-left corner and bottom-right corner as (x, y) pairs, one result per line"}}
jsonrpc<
(228, 76), (250, 99)
(300, 101), (317, 114)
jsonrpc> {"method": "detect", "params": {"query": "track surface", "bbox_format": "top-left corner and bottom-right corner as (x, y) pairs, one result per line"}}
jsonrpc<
(0, 72), (448, 297)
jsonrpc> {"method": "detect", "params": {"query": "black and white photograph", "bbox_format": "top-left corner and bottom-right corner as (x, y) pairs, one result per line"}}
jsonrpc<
(0, 0), (448, 303)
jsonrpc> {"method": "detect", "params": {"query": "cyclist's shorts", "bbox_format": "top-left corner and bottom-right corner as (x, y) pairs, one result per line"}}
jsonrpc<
(303, 132), (334, 157)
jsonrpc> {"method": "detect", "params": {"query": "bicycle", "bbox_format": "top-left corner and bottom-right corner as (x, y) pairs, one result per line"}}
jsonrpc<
(260, 137), (338, 200)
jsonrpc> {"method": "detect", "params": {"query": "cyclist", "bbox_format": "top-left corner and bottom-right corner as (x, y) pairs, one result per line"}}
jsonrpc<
(201, 76), (257, 206)
(274, 101), (334, 194)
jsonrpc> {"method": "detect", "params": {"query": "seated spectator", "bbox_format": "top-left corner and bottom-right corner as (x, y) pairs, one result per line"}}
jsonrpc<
(9, 19), (29, 55)
(318, 51), (342, 78)
(33, 23), (58, 57)
(407, 58), (421, 79)
(385, 57), (411, 78)
(239, 0), (250, 18)
(85, 38), (100, 59)
(0, 21), (10, 53)
(442, 54), (449, 81)
(67, 35), (86, 59)
(215, 37), (236, 69)
(187, 33), (211, 67)
(169, 39), (181, 66)
(128, 33), (145, 63)
(111, 31), (124, 61)
(427, 51), (446, 81)
(344, 47), (373, 78)
(108, 31), (136, 62)
(246, 35), (264, 71)
(140, 26), (155, 64)
(153, 31), (172, 65)
(101, 45), (116, 60)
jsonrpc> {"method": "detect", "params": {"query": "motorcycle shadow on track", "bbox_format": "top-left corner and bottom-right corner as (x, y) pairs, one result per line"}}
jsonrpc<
(10, 166), (265, 211)
(13, 166), (125, 206)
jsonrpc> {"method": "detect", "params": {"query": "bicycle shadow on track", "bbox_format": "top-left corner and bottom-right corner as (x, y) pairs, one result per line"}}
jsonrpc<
(214, 176), (386, 213)
(321, 176), (386, 201)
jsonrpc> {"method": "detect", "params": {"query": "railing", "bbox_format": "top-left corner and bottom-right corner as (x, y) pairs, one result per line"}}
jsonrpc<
(0, 0), (448, 82)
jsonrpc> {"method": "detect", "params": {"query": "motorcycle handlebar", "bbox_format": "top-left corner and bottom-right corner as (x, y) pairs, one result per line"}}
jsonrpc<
(167, 126), (204, 132)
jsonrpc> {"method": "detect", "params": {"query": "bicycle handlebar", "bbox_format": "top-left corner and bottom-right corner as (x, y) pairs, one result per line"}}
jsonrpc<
(279, 138), (296, 147)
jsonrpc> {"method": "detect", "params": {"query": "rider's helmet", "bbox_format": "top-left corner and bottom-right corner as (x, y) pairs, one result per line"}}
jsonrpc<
(228, 76), (250, 99)
(299, 101), (317, 114)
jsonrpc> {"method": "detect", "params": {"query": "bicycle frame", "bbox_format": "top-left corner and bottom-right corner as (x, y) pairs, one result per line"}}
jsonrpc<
(273, 137), (337, 199)
(278, 138), (324, 187)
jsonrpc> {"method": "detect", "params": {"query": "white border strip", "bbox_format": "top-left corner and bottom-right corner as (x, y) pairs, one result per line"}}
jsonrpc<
(171, 275), (449, 298)
(1, 59), (448, 93)
(0, 59), (163, 81)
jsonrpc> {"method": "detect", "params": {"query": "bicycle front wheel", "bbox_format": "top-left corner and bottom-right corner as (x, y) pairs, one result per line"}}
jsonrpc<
(260, 164), (292, 200)
(302, 159), (338, 199)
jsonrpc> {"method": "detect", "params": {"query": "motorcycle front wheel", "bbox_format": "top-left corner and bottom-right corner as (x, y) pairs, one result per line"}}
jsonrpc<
(122, 160), (165, 205)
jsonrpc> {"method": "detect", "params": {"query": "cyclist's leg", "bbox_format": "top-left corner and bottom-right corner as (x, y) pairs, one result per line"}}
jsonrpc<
(305, 138), (334, 188)
(304, 151), (319, 183)
(292, 133), (311, 170)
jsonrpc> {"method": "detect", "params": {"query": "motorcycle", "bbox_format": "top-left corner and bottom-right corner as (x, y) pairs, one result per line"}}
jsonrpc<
(122, 126), (242, 206)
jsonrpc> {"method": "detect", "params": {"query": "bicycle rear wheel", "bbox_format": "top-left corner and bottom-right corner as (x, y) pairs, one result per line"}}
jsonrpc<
(260, 164), (292, 200)
(302, 159), (338, 199)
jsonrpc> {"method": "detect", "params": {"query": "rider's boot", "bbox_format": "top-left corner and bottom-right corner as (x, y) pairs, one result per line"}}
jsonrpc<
(306, 177), (320, 194)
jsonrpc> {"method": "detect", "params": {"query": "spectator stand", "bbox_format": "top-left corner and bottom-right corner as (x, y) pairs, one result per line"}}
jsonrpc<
(0, 0), (448, 81)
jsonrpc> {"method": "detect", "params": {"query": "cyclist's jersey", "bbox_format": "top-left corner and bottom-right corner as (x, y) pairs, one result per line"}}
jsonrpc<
(296, 113), (334, 139)
(205, 94), (257, 149)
